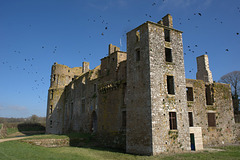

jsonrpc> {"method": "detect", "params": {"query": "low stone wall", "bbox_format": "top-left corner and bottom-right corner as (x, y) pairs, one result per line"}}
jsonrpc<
(23, 139), (69, 147)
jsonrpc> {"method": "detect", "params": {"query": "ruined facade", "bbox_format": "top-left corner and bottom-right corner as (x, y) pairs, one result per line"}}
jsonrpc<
(46, 14), (235, 155)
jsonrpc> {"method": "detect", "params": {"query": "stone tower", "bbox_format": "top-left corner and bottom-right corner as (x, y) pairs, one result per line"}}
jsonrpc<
(46, 62), (83, 134)
(126, 14), (190, 155)
(196, 55), (213, 83)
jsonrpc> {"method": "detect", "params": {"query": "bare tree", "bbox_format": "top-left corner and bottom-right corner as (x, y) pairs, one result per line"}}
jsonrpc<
(219, 71), (240, 113)
(219, 71), (240, 96)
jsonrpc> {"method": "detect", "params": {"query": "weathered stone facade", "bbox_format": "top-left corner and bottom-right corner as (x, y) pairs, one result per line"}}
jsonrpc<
(46, 14), (235, 155)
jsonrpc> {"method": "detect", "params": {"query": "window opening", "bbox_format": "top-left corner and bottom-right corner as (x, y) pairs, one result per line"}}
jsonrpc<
(136, 30), (140, 42)
(167, 76), (175, 95)
(208, 113), (216, 127)
(50, 120), (53, 128)
(169, 112), (177, 130)
(94, 84), (97, 92)
(82, 99), (85, 113)
(186, 87), (194, 101)
(165, 48), (172, 62)
(136, 49), (140, 61)
(50, 90), (53, 99)
(50, 105), (53, 114)
(70, 102), (73, 119)
(164, 29), (170, 42)
(188, 112), (193, 127)
(205, 85), (213, 105)
(122, 111), (126, 128)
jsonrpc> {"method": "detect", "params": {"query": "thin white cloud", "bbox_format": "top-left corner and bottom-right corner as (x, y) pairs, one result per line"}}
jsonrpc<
(159, 0), (212, 10)
(203, 0), (213, 8)
(0, 105), (29, 118)
(86, 0), (129, 11)
(8, 106), (27, 111)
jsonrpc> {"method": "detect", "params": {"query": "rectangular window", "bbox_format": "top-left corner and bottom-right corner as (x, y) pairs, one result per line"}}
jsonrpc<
(53, 74), (56, 81)
(136, 49), (140, 61)
(136, 30), (140, 42)
(82, 84), (85, 96)
(188, 112), (193, 127)
(94, 84), (97, 92)
(50, 120), (53, 128)
(208, 113), (216, 127)
(50, 90), (53, 99)
(164, 29), (170, 42)
(81, 99), (85, 113)
(70, 102), (73, 119)
(50, 105), (53, 114)
(167, 76), (175, 95)
(165, 48), (172, 62)
(186, 87), (194, 101)
(205, 85), (213, 105)
(122, 111), (126, 127)
(169, 112), (177, 130)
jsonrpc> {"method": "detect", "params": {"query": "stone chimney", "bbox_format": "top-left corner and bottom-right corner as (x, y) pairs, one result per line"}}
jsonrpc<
(196, 55), (213, 83)
(158, 14), (173, 28)
(82, 62), (89, 73)
(108, 44), (120, 55)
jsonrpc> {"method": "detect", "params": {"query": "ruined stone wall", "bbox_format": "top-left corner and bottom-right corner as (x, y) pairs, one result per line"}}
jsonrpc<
(46, 14), (236, 155)
(62, 65), (100, 133)
(46, 63), (84, 134)
(148, 22), (190, 154)
(186, 79), (235, 146)
(196, 55), (213, 83)
(97, 51), (127, 149)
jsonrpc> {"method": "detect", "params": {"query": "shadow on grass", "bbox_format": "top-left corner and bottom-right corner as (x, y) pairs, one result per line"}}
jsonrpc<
(66, 132), (126, 154)
(17, 123), (46, 136)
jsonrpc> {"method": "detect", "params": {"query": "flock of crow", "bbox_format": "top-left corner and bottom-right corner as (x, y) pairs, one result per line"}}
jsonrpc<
(1, 0), (239, 104)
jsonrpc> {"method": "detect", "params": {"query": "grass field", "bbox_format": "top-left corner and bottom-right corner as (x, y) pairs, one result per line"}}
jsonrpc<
(0, 138), (239, 160)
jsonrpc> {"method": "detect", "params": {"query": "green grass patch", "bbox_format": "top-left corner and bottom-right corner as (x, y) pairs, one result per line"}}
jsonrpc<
(0, 124), (2, 130)
(0, 139), (240, 160)
(25, 134), (69, 140)
(6, 127), (18, 135)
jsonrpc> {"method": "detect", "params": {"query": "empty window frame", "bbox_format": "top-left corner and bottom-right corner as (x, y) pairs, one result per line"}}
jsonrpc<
(50, 90), (53, 99)
(169, 112), (177, 130)
(186, 87), (194, 101)
(70, 102), (73, 119)
(207, 113), (216, 127)
(205, 85), (213, 105)
(81, 99), (85, 113)
(165, 48), (172, 62)
(94, 84), (97, 92)
(136, 49), (140, 61)
(167, 76), (175, 95)
(122, 111), (126, 127)
(188, 112), (194, 127)
(53, 74), (56, 81)
(82, 83), (86, 96)
(164, 29), (170, 42)
(136, 30), (140, 42)
(50, 105), (53, 114)
(50, 120), (53, 128)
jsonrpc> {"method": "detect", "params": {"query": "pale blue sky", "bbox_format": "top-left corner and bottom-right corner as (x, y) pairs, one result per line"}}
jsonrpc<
(0, 0), (239, 117)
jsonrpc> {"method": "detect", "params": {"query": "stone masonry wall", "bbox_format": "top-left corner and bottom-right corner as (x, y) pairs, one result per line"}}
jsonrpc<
(186, 79), (235, 146)
(126, 23), (153, 155)
(148, 22), (190, 154)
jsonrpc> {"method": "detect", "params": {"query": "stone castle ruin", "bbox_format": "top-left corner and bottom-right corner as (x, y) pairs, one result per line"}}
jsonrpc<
(46, 14), (235, 155)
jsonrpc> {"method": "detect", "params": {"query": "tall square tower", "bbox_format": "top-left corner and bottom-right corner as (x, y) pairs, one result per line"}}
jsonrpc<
(126, 14), (190, 155)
